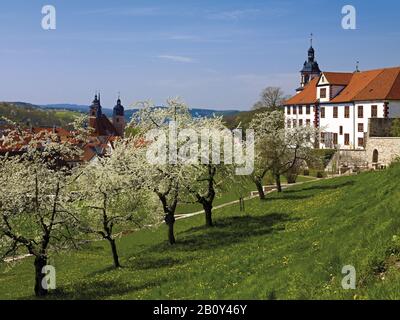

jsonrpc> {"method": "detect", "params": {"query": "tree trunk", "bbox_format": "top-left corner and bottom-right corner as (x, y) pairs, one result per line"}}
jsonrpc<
(204, 203), (213, 227)
(34, 255), (48, 297)
(108, 238), (121, 268)
(254, 179), (266, 200)
(165, 213), (176, 245)
(275, 174), (282, 192)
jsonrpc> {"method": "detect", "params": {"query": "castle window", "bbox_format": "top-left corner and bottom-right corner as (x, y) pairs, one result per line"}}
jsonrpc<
(320, 88), (327, 99)
(371, 105), (378, 118)
(287, 120), (291, 128)
(306, 106), (311, 114)
(358, 123), (364, 132)
(345, 106), (350, 118)
(333, 133), (338, 145)
(321, 132), (325, 144)
(358, 105), (364, 118)
(320, 107), (325, 118)
(287, 106), (291, 115)
(306, 119), (311, 126)
(299, 119), (303, 126)
(358, 138), (364, 147)
(293, 106), (297, 115)
(333, 107), (338, 118)
(339, 126), (343, 135)
(116, 118), (119, 123)
(344, 134), (350, 145)
(299, 106), (303, 115)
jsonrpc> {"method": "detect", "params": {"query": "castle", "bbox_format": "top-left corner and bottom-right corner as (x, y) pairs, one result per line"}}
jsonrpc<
(283, 41), (400, 168)
(284, 39), (400, 151)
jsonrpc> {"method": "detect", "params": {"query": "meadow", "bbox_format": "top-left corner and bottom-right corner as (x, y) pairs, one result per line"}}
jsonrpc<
(1, 166), (400, 300)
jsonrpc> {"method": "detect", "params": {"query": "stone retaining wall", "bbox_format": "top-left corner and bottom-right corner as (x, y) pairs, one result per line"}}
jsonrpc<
(365, 137), (400, 167)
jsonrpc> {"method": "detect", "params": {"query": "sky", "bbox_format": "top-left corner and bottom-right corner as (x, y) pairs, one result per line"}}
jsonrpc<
(1, 0), (400, 110)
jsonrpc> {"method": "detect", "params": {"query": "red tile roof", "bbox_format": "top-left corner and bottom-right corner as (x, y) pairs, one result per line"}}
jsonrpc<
(284, 77), (320, 105)
(90, 115), (119, 137)
(284, 66), (400, 105)
(322, 72), (353, 85)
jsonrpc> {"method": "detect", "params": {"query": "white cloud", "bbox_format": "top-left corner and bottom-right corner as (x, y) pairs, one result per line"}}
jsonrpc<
(207, 9), (262, 21)
(167, 35), (200, 41)
(157, 55), (196, 63)
(78, 7), (161, 17)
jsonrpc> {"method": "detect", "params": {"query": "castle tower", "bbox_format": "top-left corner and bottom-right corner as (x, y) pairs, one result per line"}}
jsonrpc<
(297, 34), (321, 92)
(113, 97), (125, 137)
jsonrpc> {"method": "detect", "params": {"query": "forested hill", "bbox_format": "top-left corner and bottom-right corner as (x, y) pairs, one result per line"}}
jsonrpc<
(42, 104), (240, 121)
(0, 102), (80, 128)
(1, 101), (242, 128)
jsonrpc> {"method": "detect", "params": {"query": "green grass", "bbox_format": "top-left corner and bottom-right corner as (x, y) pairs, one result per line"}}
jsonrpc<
(177, 175), (316, 214)
(2, 165), (400, 300)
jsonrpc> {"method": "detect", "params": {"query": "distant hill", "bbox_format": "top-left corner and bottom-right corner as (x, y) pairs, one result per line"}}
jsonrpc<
(0, 101), (241, 128)
(41, 104), (240, 121)
(0, 102), (80, 128)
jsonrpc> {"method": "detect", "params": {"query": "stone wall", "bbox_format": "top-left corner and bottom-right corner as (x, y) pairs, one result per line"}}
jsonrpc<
(365, 137), (400, 167)
(325, 149), (367, 172)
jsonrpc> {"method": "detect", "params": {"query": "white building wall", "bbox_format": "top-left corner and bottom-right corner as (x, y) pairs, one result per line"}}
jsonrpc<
(319, 104), (355, 149)
(284, 105), (314, 129)
(319, 102), (386, 149)
(285, 100), (400, 150)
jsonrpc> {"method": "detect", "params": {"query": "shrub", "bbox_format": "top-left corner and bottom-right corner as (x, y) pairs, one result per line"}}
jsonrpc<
(303, 169), (310, 176)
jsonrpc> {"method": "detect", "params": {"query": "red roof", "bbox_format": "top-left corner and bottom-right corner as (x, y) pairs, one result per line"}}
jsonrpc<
(284, 66), (400, 105)
(90, 115), (119, 137)
(322, 72), (353, 85)
(284, 77), (319, 105)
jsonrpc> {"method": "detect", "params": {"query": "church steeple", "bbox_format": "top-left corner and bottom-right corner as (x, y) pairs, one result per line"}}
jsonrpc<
(297, 33), (321, 92)
(112, 94), (126, 137)
(308, 33), (315, 62)
(96, 91), (102, 117)
(90, 92), (101, 117)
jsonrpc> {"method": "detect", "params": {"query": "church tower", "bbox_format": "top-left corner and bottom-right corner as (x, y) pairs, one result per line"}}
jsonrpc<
(89, 93), (101, 129)
(113, 96), (125, 137)
(297, 34), (321, 92)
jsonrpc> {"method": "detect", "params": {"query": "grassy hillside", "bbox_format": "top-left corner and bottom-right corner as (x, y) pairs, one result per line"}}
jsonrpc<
(0, 102), (80, 128)
(2, 165), (400, 299)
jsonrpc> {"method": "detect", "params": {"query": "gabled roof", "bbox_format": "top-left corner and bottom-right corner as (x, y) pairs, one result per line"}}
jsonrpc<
(91, 114), (119, 137)
(321, 72), (353, 86)
(330, 67), (400, 103)
(284, 77), (319, 105)
(284, 66), (400, 105)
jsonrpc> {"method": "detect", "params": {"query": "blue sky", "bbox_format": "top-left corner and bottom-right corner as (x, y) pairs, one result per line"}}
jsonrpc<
(1, 0), (400, 110)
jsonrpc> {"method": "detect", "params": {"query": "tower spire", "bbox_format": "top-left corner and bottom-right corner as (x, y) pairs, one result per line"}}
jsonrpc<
(310, 33), (313, 47)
